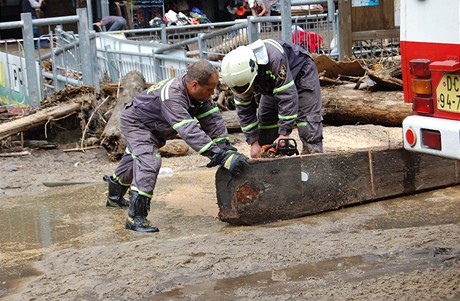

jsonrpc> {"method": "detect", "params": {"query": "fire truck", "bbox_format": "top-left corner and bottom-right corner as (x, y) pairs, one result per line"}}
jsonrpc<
(401, 0), (460, 159)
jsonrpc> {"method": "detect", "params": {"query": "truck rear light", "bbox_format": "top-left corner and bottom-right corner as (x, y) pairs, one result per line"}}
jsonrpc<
(421, 129), (441, 150)
(405, 128), (417, 147)
(410, 59), (431, 78)
(411, 79), (432, 95)
(412, 96), (434, 114)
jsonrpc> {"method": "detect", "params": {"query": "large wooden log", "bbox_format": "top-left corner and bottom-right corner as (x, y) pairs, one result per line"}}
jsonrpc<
(99, 71), (190, 161)
(0, 102), (81, 141)
(100, 70), (146, 161)
(216, 148), (460, 225)
(321, 87), (411, 126)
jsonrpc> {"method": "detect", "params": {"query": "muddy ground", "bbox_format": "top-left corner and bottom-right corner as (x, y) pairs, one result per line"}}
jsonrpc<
(1, 125), (459, 300)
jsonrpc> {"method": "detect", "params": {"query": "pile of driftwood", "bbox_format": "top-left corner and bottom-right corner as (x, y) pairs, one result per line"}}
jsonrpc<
(0, 57), (411, 158)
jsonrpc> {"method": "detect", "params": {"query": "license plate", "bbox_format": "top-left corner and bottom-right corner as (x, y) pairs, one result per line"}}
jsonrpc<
(436, 73), (460, 113)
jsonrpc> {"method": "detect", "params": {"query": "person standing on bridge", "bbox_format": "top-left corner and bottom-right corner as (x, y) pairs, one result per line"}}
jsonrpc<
(221, 38), (323, 158)
(95, 16), (127, 31)
(104, 59), (248, 233)
(22, 0), (45, 44)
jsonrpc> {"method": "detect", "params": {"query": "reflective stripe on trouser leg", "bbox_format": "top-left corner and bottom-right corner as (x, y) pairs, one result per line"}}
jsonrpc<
(119, 107), (165, 198)
(297, 116), (323, 154)
(113, 149), (134, 186)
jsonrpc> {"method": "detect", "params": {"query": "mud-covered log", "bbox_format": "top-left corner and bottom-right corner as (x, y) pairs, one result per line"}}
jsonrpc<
(221, 110), (242, 132)
(216, 148), (460, 225)
(321, 87), (411, 126)
(100, 71), (146, 161)
(0, 102), (82, 141)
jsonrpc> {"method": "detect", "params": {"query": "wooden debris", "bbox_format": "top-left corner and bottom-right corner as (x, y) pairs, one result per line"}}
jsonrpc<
(100, 70), (146, 161)
(0, 102), (82, 141)
(0, 150), (31, 157)
(42, 181), (97, 187)
(321, 87), (410, 126)
(63, 145), (101, 153)
(216, 148), (460, 225)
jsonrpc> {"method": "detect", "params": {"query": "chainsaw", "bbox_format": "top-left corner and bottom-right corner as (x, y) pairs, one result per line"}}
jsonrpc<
(259, 138), (299, 158)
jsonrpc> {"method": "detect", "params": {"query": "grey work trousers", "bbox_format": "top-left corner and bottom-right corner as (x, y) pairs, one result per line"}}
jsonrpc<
(113, 105), (165, 198)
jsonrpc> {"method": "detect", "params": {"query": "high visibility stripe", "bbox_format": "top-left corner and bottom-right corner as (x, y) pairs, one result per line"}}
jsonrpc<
(235, 99), (252, 106)
(273, 80), (294, 94)
(130, 186), (153, 198)
(197, 140), (214, 154)
(125, 147), (136, 158)
(278, 113), (298, 120)
(113, 174), (131, 187)
(213, 136), (230, 144)
(223, 154), (235, 169)
(242, 121), (259, 132)
(297, 122), (307, 127)
(172, 118), (195, 130)
(265, 39), (284, 53)
(259, 124), (278, 129)
(160, 79), (175, 101)
(196, 106), (219, 119)
(264, 70), (276, 80)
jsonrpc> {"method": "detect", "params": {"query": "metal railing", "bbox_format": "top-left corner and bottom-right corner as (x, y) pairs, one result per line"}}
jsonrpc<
(0, 0), (402, 109)
(0, 9), (97, 109)
(96, 0), (339, 83)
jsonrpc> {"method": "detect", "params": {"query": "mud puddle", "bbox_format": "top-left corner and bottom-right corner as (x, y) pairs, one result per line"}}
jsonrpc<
(0, 170), (224, 298)
(149, 249), (459, 300)
(1, 172), (460, 299)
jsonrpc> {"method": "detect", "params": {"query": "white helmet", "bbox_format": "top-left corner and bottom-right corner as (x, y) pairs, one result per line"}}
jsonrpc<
(221, 46), (258, 98)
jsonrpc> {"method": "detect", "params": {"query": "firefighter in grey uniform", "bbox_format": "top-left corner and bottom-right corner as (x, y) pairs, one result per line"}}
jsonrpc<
(221, 38), (323, 158)
(104, 60), (248, 233)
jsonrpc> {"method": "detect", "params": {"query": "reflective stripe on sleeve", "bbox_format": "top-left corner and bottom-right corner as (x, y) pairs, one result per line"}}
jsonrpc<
(172, 118), (195, 130)
(241, 121), (259, 132)
(197, 140), (215, 154)
(196, 106), (219, 119)
(259, 124), (278, 130)
(273, 80), (294, 94)
(213, 136), (230, 144)
(234, 99), (252, 106)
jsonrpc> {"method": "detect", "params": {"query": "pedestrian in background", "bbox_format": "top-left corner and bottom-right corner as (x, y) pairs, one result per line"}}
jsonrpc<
(95, 16), (127, 31)
(22, 0), (45, 44)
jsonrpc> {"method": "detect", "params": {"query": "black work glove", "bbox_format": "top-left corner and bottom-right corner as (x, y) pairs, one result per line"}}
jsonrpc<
(222, 144), (237, 152)
(206, 149), (249, 176)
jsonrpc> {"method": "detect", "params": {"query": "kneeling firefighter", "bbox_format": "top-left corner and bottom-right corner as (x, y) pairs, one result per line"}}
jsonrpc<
(220, 38), (324, 159)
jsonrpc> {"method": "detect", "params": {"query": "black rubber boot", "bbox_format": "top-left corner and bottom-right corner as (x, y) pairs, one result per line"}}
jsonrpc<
(103, 175), (129, 208)
(125, 191), (159, 233)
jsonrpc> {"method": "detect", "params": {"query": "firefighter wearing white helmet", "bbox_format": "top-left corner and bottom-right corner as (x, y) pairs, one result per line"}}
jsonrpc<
(221, 45), (258, 98)
(221, 38), (323, 158)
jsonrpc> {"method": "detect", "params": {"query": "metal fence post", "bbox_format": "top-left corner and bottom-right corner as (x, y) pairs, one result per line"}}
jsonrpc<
(161, 24), (167, 44)
(198, 33), (208, 59)
(280, 0), (292, 42)
(152, 51), (162, 82)
(77, 8), (97, 90)
(247, 17), (259, 44)
(21, 13), (41, 108)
